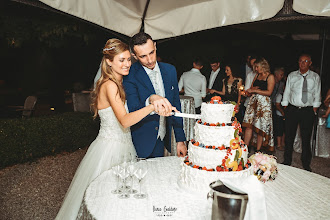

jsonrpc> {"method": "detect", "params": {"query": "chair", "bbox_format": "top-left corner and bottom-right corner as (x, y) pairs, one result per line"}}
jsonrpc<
(14, 96), (38, 118)
(72, 92), (91, 112)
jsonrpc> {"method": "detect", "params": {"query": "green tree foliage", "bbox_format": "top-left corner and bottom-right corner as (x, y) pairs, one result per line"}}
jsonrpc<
(0, 1), (103, 48)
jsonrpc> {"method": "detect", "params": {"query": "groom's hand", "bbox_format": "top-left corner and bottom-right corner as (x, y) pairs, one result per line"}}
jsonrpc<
(176, 141), (187, 157)
(150, 94), (172, 115)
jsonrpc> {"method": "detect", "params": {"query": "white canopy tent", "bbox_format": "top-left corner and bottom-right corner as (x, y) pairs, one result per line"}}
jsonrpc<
(38, 0), (330, 40)
(293, 0), (330, 17)
(38, 0), (286, 40)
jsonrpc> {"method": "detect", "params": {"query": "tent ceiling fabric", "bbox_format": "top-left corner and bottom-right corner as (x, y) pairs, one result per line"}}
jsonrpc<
(39, 0), (285, 40)
(293, 0), (330, 17)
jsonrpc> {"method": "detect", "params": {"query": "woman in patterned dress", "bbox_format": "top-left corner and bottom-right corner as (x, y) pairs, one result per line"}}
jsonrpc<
(242, 57), (275, 152)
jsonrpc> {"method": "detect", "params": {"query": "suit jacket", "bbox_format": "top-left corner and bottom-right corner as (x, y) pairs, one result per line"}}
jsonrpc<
(205, 68), (226, 101)
(123, 62), (186, 158)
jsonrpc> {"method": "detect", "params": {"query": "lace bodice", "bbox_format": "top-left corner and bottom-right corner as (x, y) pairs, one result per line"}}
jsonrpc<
(222, 78), (241, 102)
(96, 106), (132, 142)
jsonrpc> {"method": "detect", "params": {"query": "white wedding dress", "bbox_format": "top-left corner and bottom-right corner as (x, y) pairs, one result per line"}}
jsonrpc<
(56, 106), (137, 220)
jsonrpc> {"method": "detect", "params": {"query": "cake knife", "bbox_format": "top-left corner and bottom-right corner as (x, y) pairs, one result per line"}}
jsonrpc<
(171, 112), (202, 119)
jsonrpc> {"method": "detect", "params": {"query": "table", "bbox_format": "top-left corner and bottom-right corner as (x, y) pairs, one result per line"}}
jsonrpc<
(165, 95), (195, 156)
(294, 108), (330, 158)
(78, 157), (330, 220)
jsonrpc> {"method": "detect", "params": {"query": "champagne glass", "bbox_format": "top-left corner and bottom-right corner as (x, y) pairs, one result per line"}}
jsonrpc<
(127, 163), (137, 194)
(118, 167), (130, 199)
(120, 161), (130, 190)
(133, 167), (148, 199)
(111, 165), (122, 194)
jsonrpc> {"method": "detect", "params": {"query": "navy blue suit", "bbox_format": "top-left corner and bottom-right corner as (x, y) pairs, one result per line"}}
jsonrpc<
(123, 62), (186, 158)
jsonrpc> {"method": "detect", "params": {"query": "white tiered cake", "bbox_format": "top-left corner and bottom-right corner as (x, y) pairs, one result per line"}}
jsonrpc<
(179, 97), (253, 191)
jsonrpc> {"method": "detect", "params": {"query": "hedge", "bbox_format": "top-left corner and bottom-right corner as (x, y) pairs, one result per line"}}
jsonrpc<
(0, 112), (99, 169)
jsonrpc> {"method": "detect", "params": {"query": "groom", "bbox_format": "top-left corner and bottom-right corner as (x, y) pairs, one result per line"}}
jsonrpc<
(123, 32), (187, 158)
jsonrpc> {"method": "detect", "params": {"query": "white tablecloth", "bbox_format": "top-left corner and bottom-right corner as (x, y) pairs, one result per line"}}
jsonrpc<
(78, 157), (330, 220)
(294, 116), (330, 158)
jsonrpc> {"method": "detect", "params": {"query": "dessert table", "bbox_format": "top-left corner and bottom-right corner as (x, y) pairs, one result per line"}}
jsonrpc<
(77, 157), (330, 220)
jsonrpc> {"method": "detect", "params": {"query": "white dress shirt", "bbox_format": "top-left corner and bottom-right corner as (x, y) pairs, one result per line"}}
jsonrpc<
(275, 93), (283, 116)
(208, 68), (220, 89)
(178, 68), (206, 108)
(244, 70), (256, 107)
(245, 64), (253, 80)
(281, 70), (321, 108)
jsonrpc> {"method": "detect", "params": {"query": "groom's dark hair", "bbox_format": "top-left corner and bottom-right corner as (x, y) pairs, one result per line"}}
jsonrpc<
(130, 32), (153, 54)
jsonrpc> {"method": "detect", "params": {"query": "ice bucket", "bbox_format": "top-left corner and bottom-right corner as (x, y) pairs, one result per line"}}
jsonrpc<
(207, 180), (248, 220)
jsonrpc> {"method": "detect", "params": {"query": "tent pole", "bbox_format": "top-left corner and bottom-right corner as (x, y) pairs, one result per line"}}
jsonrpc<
(140, 0), (151, 33)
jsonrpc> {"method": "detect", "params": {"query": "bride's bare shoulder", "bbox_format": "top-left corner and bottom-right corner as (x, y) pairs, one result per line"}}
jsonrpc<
(101, 80), (118, 92)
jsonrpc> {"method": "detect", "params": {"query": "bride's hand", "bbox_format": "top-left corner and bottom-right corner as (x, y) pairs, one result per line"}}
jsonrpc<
(171, 107), (179, 113)
(156, 106), (178, 116)
(150, 95), (172, 114)
(155, 106), (166, 116)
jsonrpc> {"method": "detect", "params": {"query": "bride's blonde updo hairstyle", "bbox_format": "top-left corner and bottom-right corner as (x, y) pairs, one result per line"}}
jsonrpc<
(91, 39), (130, 119)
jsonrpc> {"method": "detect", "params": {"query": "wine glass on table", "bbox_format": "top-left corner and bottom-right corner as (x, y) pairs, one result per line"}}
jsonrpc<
(118, 167), (130, 199)
(133, 166), (148, 199)
(121, 161), (132, 190)
(127, 163), (138, 194)
(111, 165), (122, 194)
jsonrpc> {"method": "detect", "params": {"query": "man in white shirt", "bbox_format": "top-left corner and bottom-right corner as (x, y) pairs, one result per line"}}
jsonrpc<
(241, 53), (254, 83)
(243, 56), (257, 108)
(281, 54), (321, 171)
(178, 58), (206, 114)
(204, 57), (225, 102)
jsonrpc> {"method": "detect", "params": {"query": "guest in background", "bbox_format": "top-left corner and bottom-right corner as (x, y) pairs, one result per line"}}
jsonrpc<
(282, 54), (321, 171)
(178, 58), (206, 114)
(323, 88), (330, 119)
(242, 55), (257, 115)
(270, 67), (285, 103)
(209, 62), (243, 120)
(242, 57), (275, 153)
(204, 57), (225, 101)
(241, 53), (256, 83)
(274, 92), (285, 151)
(271, 67), (286, 151)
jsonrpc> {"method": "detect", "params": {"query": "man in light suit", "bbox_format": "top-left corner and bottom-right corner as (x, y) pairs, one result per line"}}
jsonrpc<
(123, 32), (187, 158)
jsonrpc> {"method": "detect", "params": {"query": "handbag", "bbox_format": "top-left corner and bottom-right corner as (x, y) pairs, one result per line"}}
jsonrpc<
(326, 114), (330, 129)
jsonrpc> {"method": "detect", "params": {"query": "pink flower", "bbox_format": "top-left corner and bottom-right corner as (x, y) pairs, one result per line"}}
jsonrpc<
(263, 170), (271, 179)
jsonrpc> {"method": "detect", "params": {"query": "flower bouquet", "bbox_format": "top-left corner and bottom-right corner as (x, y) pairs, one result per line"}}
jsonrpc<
(249, 152), (278, 183)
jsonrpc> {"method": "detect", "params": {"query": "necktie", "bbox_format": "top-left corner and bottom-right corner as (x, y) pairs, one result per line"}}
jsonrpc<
(302, 74), (308, 104)
(149, 70), (166, 140)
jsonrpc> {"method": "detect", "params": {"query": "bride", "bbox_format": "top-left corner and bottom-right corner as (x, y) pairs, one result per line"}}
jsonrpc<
(56, 39), (174, 220)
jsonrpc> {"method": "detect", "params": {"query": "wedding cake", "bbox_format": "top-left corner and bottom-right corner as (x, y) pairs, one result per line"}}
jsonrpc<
(179, 96), (253, 191)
